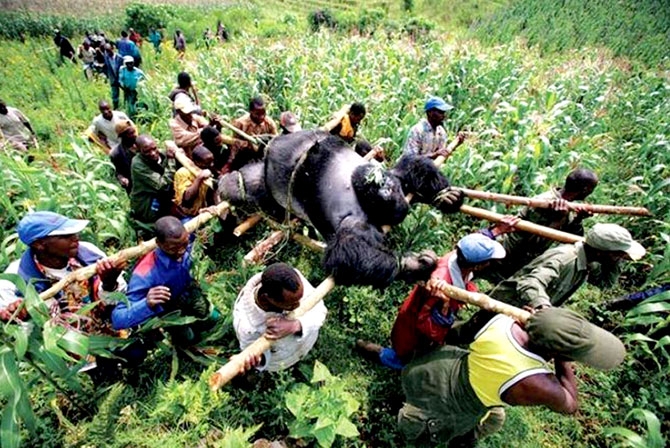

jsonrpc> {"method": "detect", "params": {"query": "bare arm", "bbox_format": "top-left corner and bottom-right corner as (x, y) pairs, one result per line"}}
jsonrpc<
(502, 365), (578, 414)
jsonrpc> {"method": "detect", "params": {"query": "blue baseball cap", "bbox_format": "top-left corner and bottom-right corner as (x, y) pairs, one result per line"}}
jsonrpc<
(17, 211), (89, 245)
(457, 233), (506, 263)
(424, 97), (453, 112)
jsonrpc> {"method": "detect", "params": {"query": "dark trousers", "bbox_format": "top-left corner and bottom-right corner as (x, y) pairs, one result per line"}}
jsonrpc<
(110, 82), (120, 109)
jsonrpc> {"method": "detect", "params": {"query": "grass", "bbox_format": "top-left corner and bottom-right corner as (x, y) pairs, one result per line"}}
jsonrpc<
(0, 1), (669, 447)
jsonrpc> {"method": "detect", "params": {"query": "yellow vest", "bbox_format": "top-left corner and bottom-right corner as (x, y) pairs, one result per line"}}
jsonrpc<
(338, 114), (355, 140)
(468, 315), (551, 407)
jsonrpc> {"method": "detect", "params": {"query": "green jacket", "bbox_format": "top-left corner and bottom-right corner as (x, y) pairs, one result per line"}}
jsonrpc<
(489, 242), (620, 309)
(494, 188), (585, 279)
(129, 152), (176, 224)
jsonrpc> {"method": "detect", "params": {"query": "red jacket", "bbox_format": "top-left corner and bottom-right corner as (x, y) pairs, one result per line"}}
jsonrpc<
(390, 252), (477, 363)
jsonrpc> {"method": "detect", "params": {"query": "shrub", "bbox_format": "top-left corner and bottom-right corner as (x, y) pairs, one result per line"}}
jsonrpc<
(308, 9), (337, 33)
(124, 2), (172, 35)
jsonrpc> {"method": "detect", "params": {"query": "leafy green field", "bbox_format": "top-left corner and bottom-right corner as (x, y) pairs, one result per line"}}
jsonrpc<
(0, 1), (668, 447)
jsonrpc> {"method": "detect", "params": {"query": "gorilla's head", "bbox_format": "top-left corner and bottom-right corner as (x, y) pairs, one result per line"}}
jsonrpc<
(352, 162), (409, 227)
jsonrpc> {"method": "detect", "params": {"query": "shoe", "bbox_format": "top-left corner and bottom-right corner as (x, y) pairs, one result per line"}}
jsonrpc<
(355, 339), (383, 363)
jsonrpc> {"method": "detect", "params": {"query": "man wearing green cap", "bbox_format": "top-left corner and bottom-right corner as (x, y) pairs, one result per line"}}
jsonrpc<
(403, 97), (463, 159)
(398, 307), (626, 446)
(488, 223), (645, 311)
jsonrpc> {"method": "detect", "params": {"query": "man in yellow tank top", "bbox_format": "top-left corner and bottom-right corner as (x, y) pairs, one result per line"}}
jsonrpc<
(398, 308), (625, 446)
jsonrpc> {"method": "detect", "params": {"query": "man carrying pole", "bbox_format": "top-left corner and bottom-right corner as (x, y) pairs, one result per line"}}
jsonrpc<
(478, 168), (599, 284)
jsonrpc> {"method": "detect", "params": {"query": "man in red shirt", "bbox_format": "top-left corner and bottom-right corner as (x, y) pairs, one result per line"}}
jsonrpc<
(357, 233), (506, 368)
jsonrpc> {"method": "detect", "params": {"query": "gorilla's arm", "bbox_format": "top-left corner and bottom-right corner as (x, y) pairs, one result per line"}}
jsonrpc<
(324, 217), (436, 289)
(390, 154), (463, 214)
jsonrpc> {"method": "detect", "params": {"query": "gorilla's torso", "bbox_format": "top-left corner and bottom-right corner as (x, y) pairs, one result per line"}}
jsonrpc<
(265, 131), (368, 239)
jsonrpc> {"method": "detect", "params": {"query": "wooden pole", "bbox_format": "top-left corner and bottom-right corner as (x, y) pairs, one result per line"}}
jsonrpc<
(233, 214), (262, 237)
(458, 188), (651, 217)
(427, 278), (531, 324)
(39, 201), (230, 301)
(171, 142), (214, 189)
(216, 118), (261, 146)
(320, 105), (350, 133)
(209, 276), (336, 390)
(460, 204), (582, 244)
(242, 229), (285, 265)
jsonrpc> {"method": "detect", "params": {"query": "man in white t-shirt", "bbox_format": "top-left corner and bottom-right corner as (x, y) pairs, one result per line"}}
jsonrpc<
(233, 263), (327, 372)
(86, 100), (132, 152)
(0, 99), (37, 151)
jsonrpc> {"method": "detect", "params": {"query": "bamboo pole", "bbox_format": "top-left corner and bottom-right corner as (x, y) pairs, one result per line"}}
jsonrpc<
(210, 276), (336, 390)
(242, 230), (285, 265)
(265, 218), (326, 252)
(216, 118), (261, 146)
(320, 105), (350, 133)
(39, 201), (230, 301)
(458, 188), (651, 217)
(170, 141), (214, 189)
(233, 214), (262, 237)
(427, 278), (531, 324)
(460, 205), (582, 244)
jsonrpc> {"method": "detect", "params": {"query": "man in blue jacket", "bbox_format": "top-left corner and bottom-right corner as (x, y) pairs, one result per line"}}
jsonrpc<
(111, 216), (218, 344)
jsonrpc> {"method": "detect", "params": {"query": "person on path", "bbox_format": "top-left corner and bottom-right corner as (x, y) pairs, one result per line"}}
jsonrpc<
(118, 56), (146, 118)
(78, 40), (96, 79)
(0, 100), (37, 151)
(148, 27), (163, 53)
(174, 30), (186, 60)
(86, 100), (132, 152)
(103, 44), (124, 109)
(53, 29), (76, 62)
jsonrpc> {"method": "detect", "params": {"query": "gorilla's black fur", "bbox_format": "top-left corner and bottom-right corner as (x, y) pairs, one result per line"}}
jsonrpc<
(217, 130), (461, 288)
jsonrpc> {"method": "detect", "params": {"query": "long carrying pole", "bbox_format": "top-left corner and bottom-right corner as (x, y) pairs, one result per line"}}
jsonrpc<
(209, 276), (336, 390)
(458, 188), (651, 217)
(427, 278), (531, 324)
(39, 201), (230, 301)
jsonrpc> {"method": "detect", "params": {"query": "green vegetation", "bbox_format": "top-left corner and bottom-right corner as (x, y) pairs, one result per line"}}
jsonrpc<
(0, 1), (668, 447)
(472, 0), (670, 68)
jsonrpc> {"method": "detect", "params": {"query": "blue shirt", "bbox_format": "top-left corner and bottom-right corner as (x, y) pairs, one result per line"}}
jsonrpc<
(119, 67), (145, 90)
(116, 38), (139, 58)
(111, 245), (193, 329)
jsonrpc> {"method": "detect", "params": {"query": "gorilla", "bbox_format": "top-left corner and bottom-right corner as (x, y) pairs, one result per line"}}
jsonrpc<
(217, 130), (463, 289)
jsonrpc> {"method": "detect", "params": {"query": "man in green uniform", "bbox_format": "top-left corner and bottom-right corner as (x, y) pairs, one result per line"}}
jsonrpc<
(399, 308), (625, 446)
(489, 223), (645, 310)
(129, 135), (177, 238)
(479, 168), (598, 284)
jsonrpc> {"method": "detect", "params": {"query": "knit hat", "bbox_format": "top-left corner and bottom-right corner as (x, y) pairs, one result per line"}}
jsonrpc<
(526, 308), (625, 370)
(585, 223), (646, 261)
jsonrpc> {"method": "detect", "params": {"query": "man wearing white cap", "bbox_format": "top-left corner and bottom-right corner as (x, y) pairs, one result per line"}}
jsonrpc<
(169, 95), (209, 156)
(118, 55), (145, 118)
(489, 223), (645, 310)
(0, 211), (126, 327)
(403, 96), (462, 159)
(356, 233), (506, 368)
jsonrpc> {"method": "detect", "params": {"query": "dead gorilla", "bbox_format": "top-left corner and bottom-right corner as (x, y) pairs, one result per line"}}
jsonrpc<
(217, 130), (463, 288)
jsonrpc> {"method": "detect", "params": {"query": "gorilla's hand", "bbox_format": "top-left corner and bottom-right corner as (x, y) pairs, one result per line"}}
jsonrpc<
(397, 249), (438, 283)
(434, 187), (464, 214)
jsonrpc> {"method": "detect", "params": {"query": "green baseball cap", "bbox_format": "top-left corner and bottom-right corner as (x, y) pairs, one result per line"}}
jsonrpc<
(585, 223), (646, 261)
(526, 308), (625, 371)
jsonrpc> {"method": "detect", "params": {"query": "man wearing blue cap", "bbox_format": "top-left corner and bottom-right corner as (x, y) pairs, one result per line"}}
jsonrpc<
(356, 233), (507, 369)
(0, 211), (126, 328)
(403, 96), (461, 159)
